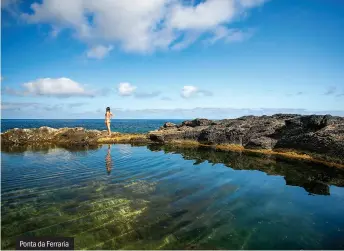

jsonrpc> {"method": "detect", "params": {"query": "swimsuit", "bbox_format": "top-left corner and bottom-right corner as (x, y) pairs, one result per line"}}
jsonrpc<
(105, 113), (111, 123)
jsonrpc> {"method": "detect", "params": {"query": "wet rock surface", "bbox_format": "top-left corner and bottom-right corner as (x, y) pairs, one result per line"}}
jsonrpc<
(1, 127), (149, 146)
(1, 127), (101, 146)
(148, 114), (344, 164)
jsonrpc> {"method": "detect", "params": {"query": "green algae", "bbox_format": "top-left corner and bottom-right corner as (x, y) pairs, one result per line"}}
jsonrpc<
(1, 179), (152, 250)
(124, 180), (157, 195)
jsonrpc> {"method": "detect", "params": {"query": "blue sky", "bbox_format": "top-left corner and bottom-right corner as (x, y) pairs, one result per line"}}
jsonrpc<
(1, 0), (344, 119)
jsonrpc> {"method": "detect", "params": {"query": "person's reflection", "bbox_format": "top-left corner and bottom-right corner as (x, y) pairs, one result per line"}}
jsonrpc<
(105, 144), (113, 175)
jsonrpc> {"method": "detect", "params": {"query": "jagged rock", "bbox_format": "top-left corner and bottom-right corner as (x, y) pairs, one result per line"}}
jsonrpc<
(2, 127), (59, 144)
(246, 137), (277, 149)
(180, 118), (212, 127)
(148, 115), (344, 164)
(163, 122), (177, 128)
(1, 127), (148, 146)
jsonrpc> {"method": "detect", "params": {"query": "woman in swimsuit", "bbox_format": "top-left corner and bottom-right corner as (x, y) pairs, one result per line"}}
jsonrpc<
(105, 107), (113, 136)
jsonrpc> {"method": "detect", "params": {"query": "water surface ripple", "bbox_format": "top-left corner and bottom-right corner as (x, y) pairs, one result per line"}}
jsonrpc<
(1, 144), (344, 249)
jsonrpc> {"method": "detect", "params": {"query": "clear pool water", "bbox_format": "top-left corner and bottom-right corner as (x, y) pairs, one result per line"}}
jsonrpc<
(1, 143), (344, 249)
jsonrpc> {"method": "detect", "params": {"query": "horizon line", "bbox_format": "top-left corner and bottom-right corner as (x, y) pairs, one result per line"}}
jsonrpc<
(1, 112), (342, 120)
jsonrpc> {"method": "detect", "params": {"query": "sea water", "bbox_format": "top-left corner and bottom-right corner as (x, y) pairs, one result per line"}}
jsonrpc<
(1, 119), (184, 133)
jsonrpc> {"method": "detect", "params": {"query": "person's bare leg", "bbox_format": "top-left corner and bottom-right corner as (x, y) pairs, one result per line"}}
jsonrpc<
(105, 121), (109, 135)
(107, 122), (111, 136)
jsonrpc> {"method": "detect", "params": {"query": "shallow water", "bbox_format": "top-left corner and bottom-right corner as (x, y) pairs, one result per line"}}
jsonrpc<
(1, 144), (344, 250)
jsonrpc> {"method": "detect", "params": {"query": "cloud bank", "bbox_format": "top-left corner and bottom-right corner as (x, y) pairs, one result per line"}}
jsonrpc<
(21, 0), (269, 53)
(3, 77), (94, 97)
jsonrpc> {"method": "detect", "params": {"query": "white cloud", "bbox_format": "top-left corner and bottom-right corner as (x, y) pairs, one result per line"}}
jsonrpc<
(207, 26), (254, 44)
(168, 0), (236, 30)
(86, 44), (113, 59)
(170, 31), (201, 50)
(117, 82), (162, 98)
(21, 0), (269, 53)
(181, 85), (213, 98)
(181, 85), (198, 98)
(7, 77), (94, 97)
(22, 0), (90, 37)
(118, 82), (137, 96)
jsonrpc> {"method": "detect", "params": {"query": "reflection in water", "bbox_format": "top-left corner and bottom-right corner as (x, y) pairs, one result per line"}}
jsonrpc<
(105, 144), (113, 175)
(147, 144), (344, 196)
(2, 143), (344, 249)
(117, 144), (132, 157)
(0, 143), (102, 154)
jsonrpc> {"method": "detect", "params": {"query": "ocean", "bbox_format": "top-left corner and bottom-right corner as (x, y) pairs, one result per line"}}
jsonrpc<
(1, 119), (184, 133)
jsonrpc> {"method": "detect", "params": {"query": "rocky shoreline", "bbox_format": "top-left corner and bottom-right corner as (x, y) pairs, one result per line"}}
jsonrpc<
(1, 114), (344, 167)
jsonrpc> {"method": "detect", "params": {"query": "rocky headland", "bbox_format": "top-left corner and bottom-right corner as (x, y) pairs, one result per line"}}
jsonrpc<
(1, 114), (344, 167)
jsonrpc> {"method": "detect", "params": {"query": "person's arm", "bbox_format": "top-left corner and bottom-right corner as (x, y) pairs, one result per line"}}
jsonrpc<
(111, 112), (114, 118)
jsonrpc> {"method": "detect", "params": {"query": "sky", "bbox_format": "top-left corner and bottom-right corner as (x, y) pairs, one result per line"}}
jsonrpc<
(1, 0), (344, 119)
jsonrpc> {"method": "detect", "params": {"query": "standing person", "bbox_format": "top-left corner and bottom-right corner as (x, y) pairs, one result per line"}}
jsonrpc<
(105, 107), (113, 136)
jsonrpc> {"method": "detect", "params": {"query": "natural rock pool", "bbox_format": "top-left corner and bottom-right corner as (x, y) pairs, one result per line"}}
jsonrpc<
(1, 144), (344, 249)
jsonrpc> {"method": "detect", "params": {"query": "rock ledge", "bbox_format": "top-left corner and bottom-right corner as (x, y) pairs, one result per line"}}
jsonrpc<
(148, 114), (344, 164)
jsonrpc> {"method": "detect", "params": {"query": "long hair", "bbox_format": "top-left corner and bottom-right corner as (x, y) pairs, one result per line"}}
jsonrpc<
(106, 107), (110, 112)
